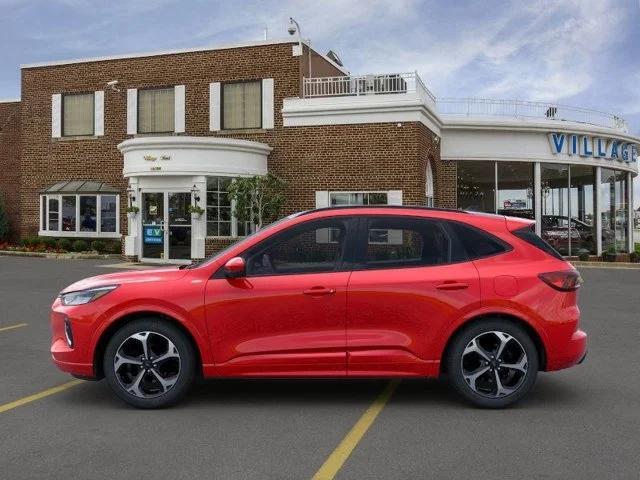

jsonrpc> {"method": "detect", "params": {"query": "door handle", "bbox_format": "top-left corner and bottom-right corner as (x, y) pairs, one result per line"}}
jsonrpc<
(303, 287), (336, 297)
(436, 282), (469, 290)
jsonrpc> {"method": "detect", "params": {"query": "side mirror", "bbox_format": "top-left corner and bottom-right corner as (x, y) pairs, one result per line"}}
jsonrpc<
(223, 257), (246, 278)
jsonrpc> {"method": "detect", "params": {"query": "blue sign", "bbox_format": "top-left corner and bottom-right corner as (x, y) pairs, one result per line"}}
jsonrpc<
(144, 226), (163, 245)
(548, 132), (638, 163)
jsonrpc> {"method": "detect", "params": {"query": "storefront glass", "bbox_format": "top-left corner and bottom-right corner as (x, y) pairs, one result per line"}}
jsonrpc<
(497, 163), (534, 219)
(541, 164), (569, 255)
(601, 168), (629, 253)
(569, 165), (596, 254)
(457, 161), (495, 212)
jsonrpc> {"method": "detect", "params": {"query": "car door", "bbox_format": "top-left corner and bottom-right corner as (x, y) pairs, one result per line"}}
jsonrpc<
(346, 215), (481, 376)
(204, 217), (355, 376)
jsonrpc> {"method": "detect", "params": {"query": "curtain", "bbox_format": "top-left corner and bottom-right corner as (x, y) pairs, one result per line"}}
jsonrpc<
(138, 88), (174, 133)
(223, 81), (261, 129)
(63, 93), (94, 136)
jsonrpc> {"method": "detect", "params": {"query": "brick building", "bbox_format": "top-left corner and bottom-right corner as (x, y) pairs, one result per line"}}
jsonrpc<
(0, 38), (638, 262)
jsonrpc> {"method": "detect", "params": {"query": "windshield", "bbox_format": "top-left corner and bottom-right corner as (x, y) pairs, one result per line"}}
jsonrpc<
(189, 213), (305, 269)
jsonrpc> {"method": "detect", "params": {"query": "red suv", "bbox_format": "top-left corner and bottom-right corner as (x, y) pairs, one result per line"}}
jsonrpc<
(50, 207), (586, 408)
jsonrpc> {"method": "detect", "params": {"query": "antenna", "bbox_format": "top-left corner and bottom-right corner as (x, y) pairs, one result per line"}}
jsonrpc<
(263, 25), (268, 41)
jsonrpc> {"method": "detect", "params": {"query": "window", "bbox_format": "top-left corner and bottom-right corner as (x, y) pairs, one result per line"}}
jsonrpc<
(513, 226), (563, 260)
(62, 93), (94, 136)
(330, 192), (388, 206)
(426, 161), (434, 207)
(357, 217), (451, 269)
(601, 168), (629, 253)
(497, 163), (534, 220)
(222, 81), (261, 130)
(446, 221), (508, 260)
(138, 88), (174, 133)
(245, 218), (348, 276)
(457, 161), (496, 212)
(40, 194), (119, 237)
(206, 177), (232, 237)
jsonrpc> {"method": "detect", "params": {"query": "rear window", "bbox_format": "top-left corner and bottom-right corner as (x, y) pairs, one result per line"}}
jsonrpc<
(512, 226), (563, 260)
(446, 221), (509, 261)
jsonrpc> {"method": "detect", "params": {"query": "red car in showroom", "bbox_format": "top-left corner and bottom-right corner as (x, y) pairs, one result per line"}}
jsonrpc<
(51, 207), (586, 409)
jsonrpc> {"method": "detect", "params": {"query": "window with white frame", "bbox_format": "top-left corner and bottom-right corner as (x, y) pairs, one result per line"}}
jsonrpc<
(62, 93), (94, 136)
(222, 81), (262, 130)
(40, 194), (119, 237)
(138, 87), (175, 133)
(329, 191), (389, 206)
(205, 177), (253, 237)
(426, 161), (434, 207)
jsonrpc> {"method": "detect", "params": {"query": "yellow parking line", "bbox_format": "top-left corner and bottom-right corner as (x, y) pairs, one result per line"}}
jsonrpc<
(0, 380), (83, 414)
(0, 323), (28, 333)
(312, 380), (400, 480)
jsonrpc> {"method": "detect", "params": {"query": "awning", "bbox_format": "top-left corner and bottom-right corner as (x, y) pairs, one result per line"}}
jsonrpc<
(40, 180), (120, 194)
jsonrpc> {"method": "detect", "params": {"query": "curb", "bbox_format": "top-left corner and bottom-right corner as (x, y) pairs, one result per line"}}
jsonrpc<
(571, 261), (640, 270)
(0, 250), (120, 260)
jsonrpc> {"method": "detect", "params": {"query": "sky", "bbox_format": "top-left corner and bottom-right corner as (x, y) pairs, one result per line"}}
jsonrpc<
(1, 0), (639, 202)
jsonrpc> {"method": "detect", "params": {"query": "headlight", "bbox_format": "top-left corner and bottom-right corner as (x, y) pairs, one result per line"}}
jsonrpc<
(60, 285), (118, 306)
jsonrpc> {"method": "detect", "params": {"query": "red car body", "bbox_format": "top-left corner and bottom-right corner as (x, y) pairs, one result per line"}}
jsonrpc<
(51, 208), (586, 386)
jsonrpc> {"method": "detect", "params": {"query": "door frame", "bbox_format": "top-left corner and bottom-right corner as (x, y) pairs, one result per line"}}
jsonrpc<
(139, 189), (193, 264)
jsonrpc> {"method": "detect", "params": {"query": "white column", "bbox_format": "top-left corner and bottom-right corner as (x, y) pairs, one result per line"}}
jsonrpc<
(595, 167), (602, 256)
(628, 171), (633, 253)
(191, 175), (207, 259)
(125, 178), (139, 257)
(534, 162), (541, 236)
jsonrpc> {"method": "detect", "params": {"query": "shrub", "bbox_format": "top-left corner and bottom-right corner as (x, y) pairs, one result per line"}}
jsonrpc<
(58, 238), (72, 251)
(21, 235), (39, 248)
(72, 239), (88, 252)
(42, 237), (58, 250)
(576, 249), (590, 261)
(91, 240), (106, 253)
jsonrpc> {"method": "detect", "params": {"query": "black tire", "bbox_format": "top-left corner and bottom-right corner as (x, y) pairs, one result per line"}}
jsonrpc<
(103, 318), (196, 409)
(446, 319), (539, 408)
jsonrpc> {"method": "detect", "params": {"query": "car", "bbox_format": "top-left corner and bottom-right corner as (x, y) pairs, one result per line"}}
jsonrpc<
(50, 206), (587, 409)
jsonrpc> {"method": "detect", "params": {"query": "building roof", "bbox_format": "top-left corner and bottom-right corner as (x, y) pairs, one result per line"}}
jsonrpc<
(40, 180), (120, 194)
(20, 38), (348, 74)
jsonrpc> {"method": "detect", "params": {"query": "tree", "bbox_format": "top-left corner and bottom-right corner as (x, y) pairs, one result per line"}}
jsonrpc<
(0, 194), (9, 241)
(227, 174), (286, 230)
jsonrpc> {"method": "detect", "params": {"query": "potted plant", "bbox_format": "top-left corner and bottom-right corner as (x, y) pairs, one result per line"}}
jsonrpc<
(576, 248), (590, 261)
(126, 206), (139, 218)
(603, 245), (617, 262)
(187, 204), (205, 218)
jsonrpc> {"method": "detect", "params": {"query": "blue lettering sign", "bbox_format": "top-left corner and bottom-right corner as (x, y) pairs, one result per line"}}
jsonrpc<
(569, 135), (579, 155)
(144, 226), (163, 245)
(580, 136), (593, 156)
(596, 138), (607, 157)
(550, 133), (565, 154)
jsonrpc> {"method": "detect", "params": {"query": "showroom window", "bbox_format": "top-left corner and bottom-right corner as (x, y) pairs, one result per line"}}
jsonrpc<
(457, 161), (496, 212)
(62, 93), (94, 136)
(222, 81), (262, 130)
(206, 177), (252, 237)
(601, 168), (629, 253)
(497, 162), (534, 220)
(138, 87), (175, 133)
(40, 193), (119, 237)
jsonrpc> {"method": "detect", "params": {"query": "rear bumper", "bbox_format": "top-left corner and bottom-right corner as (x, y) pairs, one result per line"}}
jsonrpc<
(546, 329), (587, 371)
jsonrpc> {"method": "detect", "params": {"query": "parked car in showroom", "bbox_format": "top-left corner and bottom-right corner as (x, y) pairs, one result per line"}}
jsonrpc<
(51, 207), (586, 409)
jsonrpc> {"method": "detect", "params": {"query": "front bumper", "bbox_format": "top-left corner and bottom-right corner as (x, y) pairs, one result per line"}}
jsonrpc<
(546, 329), (588, 371)
(50, 306), (97, 378)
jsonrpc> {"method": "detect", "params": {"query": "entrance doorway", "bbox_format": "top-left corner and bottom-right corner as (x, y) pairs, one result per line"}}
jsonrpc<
(141, 192), (192, 262)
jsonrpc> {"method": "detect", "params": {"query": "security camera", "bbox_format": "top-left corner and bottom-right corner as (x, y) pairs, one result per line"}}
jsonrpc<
(287, 24), (297, 35)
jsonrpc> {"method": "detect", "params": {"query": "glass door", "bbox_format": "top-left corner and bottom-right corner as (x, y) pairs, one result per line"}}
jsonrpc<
(168, 192), (192, 260)
(141, 192), (165, 260)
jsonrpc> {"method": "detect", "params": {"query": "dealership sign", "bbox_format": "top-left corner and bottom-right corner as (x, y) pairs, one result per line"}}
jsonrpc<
(548, 133), (638, 163)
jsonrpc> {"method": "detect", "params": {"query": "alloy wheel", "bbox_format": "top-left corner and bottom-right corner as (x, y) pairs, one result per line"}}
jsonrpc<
(113, 331), (181, 398)
(460, 330), (528, 398)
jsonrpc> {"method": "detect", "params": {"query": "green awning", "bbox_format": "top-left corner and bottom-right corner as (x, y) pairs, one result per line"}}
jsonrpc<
(40, 180), (120, 194)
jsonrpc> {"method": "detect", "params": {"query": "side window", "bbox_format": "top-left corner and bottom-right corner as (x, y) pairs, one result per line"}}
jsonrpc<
(445, 221), (509, 261)
(360, 217), (451, 269)
(246, 219), (349, 276)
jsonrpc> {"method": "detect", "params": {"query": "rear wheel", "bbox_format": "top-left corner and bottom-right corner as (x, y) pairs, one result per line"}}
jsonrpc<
(446, 319), (538, 408)
(103, 318), (196, 409)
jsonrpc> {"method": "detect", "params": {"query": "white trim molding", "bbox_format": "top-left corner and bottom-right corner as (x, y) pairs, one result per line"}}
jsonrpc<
(262, 78), (275, 129)
(209, 82), (221, 131)
(51, 94), (62, 138)
(94, 90), (104, 136)
(174, 85), (186, 133)
(126, 89), (138, 135)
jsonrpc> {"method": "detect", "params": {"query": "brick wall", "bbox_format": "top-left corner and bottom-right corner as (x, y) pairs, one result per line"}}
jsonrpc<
(417, 123), (456, 208)
(0, 101), (21, 240)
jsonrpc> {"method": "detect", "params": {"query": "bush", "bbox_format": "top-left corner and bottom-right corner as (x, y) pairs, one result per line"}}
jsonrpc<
(91, 240), (106, 253)
(42, 237), (58, 250)
(58, 238), (72, 251)
(21, 235), (39, 248)
(576, 249), (590, 261)
(72, 239), (88, 252)
(0, 195), (9, 241)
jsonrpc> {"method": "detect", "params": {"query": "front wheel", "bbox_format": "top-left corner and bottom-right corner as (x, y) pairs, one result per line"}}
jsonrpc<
(446, 319), (539, 408)
(103, 318), (196, 409)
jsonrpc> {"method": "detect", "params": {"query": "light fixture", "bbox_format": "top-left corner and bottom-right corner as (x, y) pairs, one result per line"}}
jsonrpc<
(288, 17), (312, 78)
(127, 187), (136, 203)
(191, 185), (200, 203)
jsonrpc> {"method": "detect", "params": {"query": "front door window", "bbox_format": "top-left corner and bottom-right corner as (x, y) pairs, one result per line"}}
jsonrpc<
(141, 192), (192, 261)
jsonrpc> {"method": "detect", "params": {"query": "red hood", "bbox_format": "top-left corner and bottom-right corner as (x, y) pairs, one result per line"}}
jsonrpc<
(61, 267), (188, 293)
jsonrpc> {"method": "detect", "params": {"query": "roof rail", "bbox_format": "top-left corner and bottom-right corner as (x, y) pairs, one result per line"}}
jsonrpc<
(299, 205), (468, 216)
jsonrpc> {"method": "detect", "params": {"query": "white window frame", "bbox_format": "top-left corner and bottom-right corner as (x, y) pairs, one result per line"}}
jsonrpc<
(328, 191), (390, 207)
(205, 177), (252, 238)
(39, 193), (120, 238)
(426, 161), (434, 207)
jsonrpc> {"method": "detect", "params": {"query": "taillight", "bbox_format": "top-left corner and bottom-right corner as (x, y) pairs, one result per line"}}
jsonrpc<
(538, 271), (583, 292)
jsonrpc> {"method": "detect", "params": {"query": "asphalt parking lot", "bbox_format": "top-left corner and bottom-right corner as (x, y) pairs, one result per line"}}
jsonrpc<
(1, 256), (639, 480)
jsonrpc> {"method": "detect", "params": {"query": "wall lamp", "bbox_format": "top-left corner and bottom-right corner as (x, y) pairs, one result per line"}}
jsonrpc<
(191, 185), (201, 203)
(126, 187), (136, 203)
